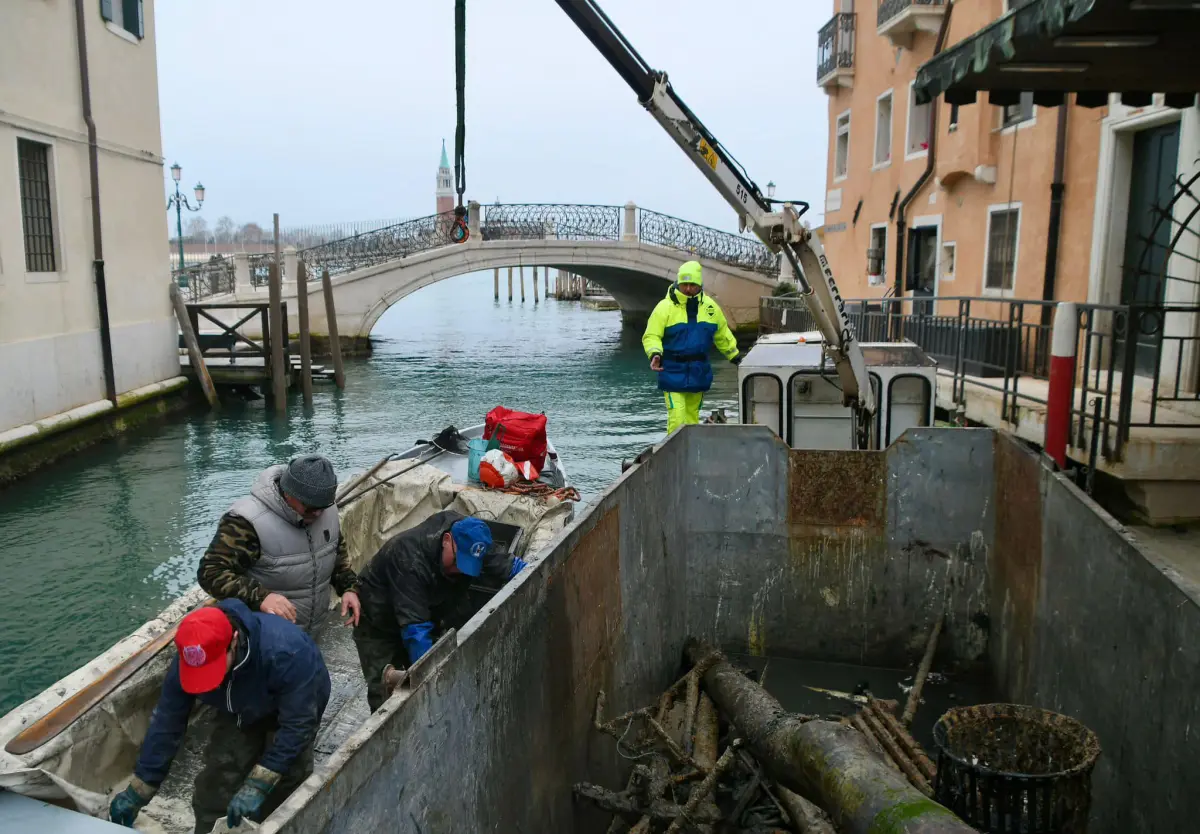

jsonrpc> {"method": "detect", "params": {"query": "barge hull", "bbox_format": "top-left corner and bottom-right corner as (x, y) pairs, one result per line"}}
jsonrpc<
(268, 426), (1200, 833)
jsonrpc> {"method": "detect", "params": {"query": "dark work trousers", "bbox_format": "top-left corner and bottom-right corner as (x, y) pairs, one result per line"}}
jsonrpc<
(352, 610), (409, 713)
(191, 710), (314, 834)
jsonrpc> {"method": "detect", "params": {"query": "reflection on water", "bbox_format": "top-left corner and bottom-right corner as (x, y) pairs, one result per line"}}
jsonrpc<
(0, 273), (739, 712)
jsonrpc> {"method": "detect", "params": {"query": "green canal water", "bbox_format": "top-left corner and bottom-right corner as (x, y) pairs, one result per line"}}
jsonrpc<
(0, 274), (740, 714)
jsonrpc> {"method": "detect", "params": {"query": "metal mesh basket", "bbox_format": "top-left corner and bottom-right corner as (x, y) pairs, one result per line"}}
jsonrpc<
(932, 703), (1101, 834)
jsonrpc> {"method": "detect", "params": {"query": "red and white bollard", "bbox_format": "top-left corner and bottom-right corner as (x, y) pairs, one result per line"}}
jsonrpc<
(1045, 302), (1078, 469)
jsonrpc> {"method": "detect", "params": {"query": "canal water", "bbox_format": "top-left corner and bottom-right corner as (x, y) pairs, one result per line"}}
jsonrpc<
(0, 273), (740, 714)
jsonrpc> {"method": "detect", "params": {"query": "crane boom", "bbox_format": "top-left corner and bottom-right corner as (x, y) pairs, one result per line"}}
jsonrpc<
(553, 0), (876, 422)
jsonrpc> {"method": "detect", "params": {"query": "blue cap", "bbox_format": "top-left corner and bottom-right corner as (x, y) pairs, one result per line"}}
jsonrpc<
(450, 517), (493, 577)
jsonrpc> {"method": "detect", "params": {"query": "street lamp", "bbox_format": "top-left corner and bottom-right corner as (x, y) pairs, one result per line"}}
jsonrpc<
(167, 162), (205, 283)
(767, 181), (776, 200)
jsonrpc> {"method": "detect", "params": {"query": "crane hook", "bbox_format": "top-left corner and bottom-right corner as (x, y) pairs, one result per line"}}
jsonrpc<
(450, 206), (469, 244)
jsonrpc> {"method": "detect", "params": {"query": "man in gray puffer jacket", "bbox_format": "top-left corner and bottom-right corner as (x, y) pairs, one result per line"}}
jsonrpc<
(198, 454), (361, 633)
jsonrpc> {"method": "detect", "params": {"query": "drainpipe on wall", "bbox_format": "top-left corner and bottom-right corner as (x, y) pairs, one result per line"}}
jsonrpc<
(891, 0), (954, 337)
(74, 0), (118, 404)
(1040, 103), (1069, 329)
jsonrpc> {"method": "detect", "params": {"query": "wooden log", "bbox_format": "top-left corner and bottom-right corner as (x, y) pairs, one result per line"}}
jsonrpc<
(777, 786), (837, 834)
(851, 714), (900, 772)
(868, 699), (937, 783)
(296, 260), (314, 406)
(685, 639), (973, 834)
(169, 284), (219, 409)
(320, 268), (346, 389)
(665, 741), (739, 834)
(269, 215), (286, 412)
(860, 710), (932, 796)
(903, 616), (944, 727)
(682, 668), (701, 754)
(693, 693), (719, 769)
(692, 693), (721, 832)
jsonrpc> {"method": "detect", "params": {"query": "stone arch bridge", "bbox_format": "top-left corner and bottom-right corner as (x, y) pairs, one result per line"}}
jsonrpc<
(193, 202), (785, 350)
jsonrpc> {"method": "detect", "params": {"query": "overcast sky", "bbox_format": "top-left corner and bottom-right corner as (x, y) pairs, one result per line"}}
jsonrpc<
(156, 0), (828, 235)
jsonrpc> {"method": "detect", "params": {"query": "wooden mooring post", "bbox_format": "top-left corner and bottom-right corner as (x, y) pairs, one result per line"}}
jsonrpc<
(321, 267), (346, 389)
(533, 266), (539, 303)
(544, 268), (549, 297)
(268, 214), (287, 412)
(296, 260), (314, 406)
(520, 267), (526, 303)
(169, 283), (219, 409)
(494, 267), (499, 301)
(508, 267), (513, 302)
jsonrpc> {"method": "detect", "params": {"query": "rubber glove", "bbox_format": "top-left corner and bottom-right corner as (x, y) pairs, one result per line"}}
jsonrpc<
(401, 621), (435, 664)
(730, 353), (743, 365)
(508, 557), (528, 579)
(226, 765), (280, 828)
(109, 778), (155, 827)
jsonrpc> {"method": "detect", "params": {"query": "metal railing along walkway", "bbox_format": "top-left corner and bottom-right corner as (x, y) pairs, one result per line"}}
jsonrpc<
(761, 294), (1200, 464)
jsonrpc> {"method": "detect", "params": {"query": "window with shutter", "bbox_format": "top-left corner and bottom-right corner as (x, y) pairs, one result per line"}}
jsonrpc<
(100, 0), (113, 22)
(121, 0), (143, 38)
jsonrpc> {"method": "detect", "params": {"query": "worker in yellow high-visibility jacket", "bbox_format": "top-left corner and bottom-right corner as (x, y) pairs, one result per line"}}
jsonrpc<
(642, 261), (742, 434)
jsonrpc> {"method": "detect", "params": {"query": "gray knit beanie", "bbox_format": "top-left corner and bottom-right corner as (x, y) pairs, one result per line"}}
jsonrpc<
(279, 454), (337, 508)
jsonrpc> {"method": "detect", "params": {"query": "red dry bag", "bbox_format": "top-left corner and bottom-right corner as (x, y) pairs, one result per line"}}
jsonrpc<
(484, 406), (548, 471)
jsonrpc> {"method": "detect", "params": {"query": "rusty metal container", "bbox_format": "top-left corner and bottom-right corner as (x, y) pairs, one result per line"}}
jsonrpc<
(932, 703), (1101, 834)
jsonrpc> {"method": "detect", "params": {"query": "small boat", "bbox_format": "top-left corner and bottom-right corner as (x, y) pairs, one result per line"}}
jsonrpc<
(0, 422), (576, 833)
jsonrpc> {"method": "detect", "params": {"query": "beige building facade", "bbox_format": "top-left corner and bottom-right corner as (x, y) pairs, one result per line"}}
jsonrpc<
(817, 0), (1200, 316)
(0, 0), (178, 436)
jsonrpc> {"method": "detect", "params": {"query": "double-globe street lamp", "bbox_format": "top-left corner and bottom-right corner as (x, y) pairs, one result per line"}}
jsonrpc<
(167, 162), (205, 285)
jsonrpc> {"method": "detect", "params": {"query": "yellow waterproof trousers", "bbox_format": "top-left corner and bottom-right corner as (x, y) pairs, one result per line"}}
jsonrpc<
(664, 391), (703, 434)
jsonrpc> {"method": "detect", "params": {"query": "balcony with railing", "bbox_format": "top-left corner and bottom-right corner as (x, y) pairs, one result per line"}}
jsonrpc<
(817, 13), (856, 92)
(877, 0), (948, 49)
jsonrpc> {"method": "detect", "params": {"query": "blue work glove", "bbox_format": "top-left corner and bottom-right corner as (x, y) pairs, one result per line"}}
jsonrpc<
(401, 621), (435, 665)
(109, 778), (155, 827)
(509, 557), (528, 579)
(226, 765), (280, 828)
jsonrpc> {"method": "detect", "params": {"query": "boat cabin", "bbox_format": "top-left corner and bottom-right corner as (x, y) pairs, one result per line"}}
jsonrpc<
(737, 331), (937, 450)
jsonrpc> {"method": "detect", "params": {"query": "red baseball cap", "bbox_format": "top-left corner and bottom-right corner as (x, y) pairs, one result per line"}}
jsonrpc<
(175, 608), (234, 694)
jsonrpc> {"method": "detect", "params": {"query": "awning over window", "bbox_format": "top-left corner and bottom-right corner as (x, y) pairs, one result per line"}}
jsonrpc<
(913, 0), (1200, 110)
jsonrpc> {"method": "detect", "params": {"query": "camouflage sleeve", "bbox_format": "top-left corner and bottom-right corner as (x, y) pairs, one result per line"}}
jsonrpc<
(331, 532), (359, 596)
(196, 513), (268, 609)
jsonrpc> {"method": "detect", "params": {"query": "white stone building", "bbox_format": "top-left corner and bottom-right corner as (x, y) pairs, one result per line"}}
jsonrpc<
(0, 0), (179, 437)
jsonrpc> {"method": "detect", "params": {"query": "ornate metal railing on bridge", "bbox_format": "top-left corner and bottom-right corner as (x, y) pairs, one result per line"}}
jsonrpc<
(174, 256), (236, 302)
(637, 209), (779, 277)
(246, 253), (277, 288)
(480, 203), (621, 242)
(299, 213), (462, 278)
(296, 202), (780, 279)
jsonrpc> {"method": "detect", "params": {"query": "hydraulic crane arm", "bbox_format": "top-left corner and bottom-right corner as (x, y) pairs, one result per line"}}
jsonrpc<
(554, 0), (876, 421)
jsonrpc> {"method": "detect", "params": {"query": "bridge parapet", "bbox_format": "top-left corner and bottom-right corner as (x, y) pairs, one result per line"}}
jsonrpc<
(293, 201), (780, 282)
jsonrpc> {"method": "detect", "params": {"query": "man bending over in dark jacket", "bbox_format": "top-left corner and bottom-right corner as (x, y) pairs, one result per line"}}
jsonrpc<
(353, 510), (527, 712)
(108, 599), (331, 833)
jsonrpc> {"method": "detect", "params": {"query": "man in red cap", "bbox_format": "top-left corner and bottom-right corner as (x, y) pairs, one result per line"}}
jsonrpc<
(108, 598), (331, 832)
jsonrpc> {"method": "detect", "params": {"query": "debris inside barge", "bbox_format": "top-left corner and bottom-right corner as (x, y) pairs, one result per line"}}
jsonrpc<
(573, 640), (975, 833)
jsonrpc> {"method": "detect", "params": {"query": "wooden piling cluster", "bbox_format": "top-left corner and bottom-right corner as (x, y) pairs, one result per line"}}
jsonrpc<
(554, 270), (588, 300)
(575, 640), (973, 833)
(173, 211), (345, 415)
(494, 266), (547, 303)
